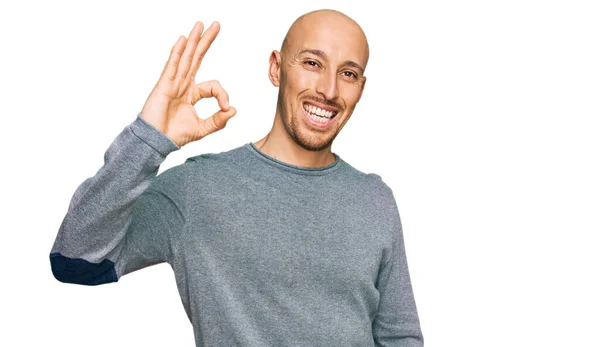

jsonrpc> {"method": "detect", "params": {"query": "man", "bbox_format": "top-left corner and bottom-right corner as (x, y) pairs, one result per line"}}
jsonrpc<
(50, 9), (424, 346)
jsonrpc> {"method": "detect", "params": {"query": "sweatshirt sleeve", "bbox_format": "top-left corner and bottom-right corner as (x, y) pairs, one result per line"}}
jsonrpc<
(49, 114), (182, 285)
(372, 189), (424, 346)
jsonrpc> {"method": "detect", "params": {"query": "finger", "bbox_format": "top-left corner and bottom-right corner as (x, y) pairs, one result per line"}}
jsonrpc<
(197, 80), (229, 111)
(176, 21), (205, 81)
(160, 36), (187, 82)
(199, 107), (237, 138)
(188, 21), (220, 78)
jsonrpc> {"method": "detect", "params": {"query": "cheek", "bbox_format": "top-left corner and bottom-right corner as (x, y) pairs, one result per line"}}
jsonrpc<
(340, 85), (363, 108)
(285, 67), (318, 92)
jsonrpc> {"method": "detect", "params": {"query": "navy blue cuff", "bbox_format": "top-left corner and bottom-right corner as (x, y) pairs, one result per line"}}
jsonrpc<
(50, 252), (118, 286)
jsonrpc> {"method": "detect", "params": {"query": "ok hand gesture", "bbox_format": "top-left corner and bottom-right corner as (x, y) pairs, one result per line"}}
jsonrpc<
(141, 21), (237, 147)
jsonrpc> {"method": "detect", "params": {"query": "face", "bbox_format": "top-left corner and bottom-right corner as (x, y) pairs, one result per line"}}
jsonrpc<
(269, 14), (368, 152)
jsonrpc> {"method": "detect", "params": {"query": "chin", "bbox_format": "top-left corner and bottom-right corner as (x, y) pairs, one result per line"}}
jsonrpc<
(292, 122), (338, 152)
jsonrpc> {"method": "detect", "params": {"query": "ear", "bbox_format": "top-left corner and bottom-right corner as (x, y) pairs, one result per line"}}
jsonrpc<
(268, 50), (282, 87)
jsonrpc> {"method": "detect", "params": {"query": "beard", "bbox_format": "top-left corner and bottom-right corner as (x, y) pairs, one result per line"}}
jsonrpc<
(281, 104), (340, 152)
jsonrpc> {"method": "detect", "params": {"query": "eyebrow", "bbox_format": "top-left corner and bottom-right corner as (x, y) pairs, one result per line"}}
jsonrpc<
(298, 49), (365, 75)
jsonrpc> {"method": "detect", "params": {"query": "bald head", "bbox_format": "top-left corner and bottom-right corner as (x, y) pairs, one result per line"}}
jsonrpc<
(280, 9), (370, 70)
(264, 9), (370, 154)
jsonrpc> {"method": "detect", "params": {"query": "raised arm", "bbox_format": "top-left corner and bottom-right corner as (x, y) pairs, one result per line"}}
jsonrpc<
(50, 21), (236, 285)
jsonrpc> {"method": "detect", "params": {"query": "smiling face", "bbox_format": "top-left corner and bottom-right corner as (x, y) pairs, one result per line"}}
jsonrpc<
(269, 10), (369, 152)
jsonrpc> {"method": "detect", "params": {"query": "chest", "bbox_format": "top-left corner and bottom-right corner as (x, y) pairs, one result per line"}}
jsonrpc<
(180, 184), (388, 293)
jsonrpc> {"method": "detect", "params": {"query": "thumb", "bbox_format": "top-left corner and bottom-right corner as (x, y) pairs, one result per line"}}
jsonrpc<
(198, 106), (237, 138)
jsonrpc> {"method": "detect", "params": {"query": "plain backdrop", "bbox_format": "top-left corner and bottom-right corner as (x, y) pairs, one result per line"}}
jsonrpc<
(1, 0), (598, 346)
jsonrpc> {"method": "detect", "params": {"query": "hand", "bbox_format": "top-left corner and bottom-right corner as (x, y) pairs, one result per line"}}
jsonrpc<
(140, 21), (237, 147)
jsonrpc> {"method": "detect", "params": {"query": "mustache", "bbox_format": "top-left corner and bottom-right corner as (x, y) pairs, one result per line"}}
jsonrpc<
(304, 95), (343, 110)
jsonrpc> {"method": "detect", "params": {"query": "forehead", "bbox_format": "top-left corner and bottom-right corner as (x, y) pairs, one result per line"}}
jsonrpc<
(289, 17), (369, 66)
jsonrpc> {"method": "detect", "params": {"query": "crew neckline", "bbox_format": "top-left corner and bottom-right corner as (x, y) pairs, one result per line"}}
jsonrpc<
(244, 142), (341, 176)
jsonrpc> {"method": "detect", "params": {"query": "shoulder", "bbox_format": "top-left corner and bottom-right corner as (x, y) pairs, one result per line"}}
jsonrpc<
(149, 143), (246, 194)
(336, 161), (402, 242)
(183, 144), (244, 166)
(338, 159), (396, 203)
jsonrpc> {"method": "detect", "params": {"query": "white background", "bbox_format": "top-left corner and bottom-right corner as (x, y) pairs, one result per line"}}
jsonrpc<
(1, 0), (598, 346)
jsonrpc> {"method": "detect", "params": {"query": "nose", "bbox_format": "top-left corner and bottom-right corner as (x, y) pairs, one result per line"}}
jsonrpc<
(316, 70), (339, 101)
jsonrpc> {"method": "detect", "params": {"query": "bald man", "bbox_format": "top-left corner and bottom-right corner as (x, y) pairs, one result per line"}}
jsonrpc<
(50, 9), (424, 347)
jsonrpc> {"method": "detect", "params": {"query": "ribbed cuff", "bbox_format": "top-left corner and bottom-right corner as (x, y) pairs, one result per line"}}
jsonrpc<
(129, 114), (180, 157)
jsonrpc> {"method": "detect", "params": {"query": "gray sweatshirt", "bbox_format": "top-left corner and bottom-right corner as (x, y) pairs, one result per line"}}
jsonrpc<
(50, 114), (423, 346)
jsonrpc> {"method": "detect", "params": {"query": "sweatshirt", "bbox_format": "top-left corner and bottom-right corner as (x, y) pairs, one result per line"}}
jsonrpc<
(50, 114), (423, 346)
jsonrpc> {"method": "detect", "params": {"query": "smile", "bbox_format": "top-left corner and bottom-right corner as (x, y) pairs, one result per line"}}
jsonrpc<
(303, 102), (338, 123)
(302, 102), (339, 128)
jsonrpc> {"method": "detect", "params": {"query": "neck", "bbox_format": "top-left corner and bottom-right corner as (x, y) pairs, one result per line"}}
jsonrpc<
(253, 109), (336, 169)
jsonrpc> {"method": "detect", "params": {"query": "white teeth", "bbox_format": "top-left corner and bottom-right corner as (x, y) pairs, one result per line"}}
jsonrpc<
(303, 103), (337, 120)
(308, 112), (329, 123)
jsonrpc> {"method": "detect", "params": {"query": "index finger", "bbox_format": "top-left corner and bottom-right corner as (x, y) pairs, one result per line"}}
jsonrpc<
(197, 80), (230, 111)
(188, 21), (221, 79)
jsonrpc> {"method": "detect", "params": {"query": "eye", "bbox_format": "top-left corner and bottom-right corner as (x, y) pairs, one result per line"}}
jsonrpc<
(342, 71), (358, 79)
(304, 60), (320, 68)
